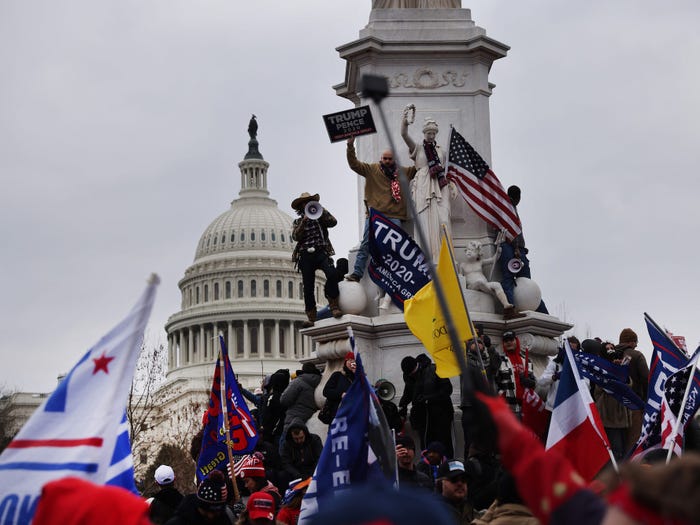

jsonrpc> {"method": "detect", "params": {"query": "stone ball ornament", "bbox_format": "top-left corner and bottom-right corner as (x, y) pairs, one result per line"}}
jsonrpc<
(512, 277), (542, 312)
(338, 281), (368, 315)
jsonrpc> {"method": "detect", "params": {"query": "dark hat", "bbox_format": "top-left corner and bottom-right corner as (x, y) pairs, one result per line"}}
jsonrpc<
(401, 356), (418, 375)
(502, 331), (516, 341)
(581, 338), (602, 355)
(301, 362), (320, 375)
(247, 491), (276, 521)
(507, 185), (521, 205)
(291, 192), (320, 211)
(197, 471), (227, 510)
(308, 483), (453, 525)
(437, 460), (468, 481)
(619, 328), (638, 345)
(426, 441), (446, 456)
(395, 435), (415, 450)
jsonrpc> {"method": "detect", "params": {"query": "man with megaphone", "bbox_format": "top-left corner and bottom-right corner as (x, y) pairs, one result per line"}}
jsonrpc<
(291, 192), (342, 327)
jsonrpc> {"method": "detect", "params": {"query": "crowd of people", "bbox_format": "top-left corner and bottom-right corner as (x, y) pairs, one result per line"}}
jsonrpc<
(33, 325), (700, 525)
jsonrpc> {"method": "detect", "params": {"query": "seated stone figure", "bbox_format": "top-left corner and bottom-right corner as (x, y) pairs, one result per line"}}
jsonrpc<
(459, 241), (517, 319)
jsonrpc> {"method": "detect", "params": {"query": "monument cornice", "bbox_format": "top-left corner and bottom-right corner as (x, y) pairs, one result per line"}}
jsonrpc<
(165, 307), (306, 332)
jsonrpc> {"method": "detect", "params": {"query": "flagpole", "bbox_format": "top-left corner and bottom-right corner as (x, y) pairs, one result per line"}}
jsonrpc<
(441, 224), (488, 385)
(487, 230), (506, 282)
(218, 334), (241, 502)
(373, 103), (471, 387)
(665, 352), (700, 464)
(563, 340), (619, 473)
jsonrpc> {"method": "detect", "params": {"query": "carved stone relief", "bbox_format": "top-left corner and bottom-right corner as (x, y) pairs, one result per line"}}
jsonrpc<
(389, 68), (467, 89)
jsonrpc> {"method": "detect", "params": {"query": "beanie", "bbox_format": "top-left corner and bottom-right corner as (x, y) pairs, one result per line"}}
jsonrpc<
(401, 356), (418, 375)
(619, 328), (638, 345)
(197, 470), (227, 510)
(236, 452), (266, 478)
(302, 362), (320, 375)
(344, 351), (355, 361)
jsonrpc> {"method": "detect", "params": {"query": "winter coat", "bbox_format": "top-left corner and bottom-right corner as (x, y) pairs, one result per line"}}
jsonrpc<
(149, 486), (184, 524)
(261, 370), (290, 443)
(440, 496), (474, 525)
(472, 502), (541, 525)
(460, 347), (500, 407)
(536, 359), (561, 411)
(323, 367), (355, 420)
(164, 494), (235, 525)
(594, 385), (631, 429)
(397, 466), (433, 491)
(622, 347), (649, 401)
(280, 372), (322, 429)
(280, 419), (323, 480)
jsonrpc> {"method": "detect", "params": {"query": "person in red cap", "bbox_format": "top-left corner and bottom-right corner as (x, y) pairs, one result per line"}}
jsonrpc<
(239, 491), (275, 525)
(236, 452), (281, 511)
(321, 351), (356, 423)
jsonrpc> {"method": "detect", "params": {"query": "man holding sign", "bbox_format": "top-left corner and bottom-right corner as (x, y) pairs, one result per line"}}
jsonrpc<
(345, 136), (415, 282)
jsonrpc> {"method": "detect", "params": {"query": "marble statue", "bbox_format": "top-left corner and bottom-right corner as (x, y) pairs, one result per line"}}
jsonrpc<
(400, 106), (453, 263)
(459, 241), (516, 317)
(372, 0), (461, 7)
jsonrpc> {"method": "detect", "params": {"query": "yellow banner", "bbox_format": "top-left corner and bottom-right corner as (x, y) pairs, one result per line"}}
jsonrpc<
(404, 236), (473, 378)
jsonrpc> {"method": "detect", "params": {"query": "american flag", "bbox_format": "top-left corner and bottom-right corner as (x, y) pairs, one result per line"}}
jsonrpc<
(659, 359), (700, 456)
(445, 128), (521, 241)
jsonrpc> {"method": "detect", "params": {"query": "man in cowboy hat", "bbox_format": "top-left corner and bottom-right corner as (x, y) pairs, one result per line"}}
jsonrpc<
(291, 192), (341, 327)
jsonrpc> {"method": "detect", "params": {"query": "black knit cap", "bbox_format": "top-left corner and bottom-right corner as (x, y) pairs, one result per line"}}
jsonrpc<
(197, 471), (227, 511)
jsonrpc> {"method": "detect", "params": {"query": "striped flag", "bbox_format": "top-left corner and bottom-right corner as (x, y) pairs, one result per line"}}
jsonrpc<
(445, 128), (521, 241)
(0, 275), (158, 525)
(659, 353), (700, 456)
(546, 340), (610, 481)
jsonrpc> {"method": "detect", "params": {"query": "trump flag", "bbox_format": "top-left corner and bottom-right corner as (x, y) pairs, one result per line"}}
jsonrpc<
(0, 275), (159, 525)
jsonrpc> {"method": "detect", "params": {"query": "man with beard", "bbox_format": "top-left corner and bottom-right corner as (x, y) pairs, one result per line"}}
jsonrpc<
(344, 136), (415, 282)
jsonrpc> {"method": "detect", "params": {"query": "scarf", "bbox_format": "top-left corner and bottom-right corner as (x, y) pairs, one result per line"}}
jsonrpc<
(381, 162), (401, 202)
(423, 140), (448, 188)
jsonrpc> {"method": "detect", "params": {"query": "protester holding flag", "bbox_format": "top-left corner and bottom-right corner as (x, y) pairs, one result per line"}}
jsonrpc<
(321, 352), (356, 423)
(617, 328), (649, 449)
(344, 136), (415, 282)
(594, 343), (632, 461)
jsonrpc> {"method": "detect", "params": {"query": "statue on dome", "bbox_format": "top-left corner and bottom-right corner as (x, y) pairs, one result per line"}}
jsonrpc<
(372, 0), (461, 7)
(459, 240), (519, 319)
(400, 105), (454, 263)
(247, 114), (258, 140)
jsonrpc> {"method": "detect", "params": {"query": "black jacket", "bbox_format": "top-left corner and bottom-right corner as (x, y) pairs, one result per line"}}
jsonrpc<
(150, 486), (184, 524)
(323, 367), (355, 420)
(164, 494), (235, 525)
(280, 419), (323, 480)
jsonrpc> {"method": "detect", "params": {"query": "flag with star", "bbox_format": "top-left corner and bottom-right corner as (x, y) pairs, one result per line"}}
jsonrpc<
(572, 352), (645, 410)
(445, 127), (521, 241)
(659, 353), (700, 456)
(0, 275), (159, 525)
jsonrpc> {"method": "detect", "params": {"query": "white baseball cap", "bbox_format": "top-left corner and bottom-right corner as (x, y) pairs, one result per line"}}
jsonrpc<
(155, 465), (175, 485)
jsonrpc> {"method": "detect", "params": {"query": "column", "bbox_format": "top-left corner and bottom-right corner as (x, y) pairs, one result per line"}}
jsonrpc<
(273, 320), (280, 359)
(258, 321), (264, 358)
(199, 324), (205, 363)
(177, 331), (183, 368)
(188, 328), (194, 365)
(243, 320), (250, 359)
(228, 321), (234, 357)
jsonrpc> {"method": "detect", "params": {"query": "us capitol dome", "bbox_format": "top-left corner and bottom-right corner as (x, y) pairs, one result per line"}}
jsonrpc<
(164, 117), (321, 389)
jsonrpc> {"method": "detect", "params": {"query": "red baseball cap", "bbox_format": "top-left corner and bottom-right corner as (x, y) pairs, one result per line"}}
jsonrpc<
(247, 491), (275, 521)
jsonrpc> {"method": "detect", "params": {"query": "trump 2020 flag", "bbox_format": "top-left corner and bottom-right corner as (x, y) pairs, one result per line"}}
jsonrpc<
(546, 340), (610, 481)
(629, 313), (689, 459)
(404, 235), (473, 378)
(196, 335), (258, 482)
(367, 208), (431, 309)
(0, 275), (159, 525)
(298, 350), (395, 524)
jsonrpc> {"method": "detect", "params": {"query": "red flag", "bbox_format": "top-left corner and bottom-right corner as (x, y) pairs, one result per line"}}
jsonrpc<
(522, 388), (550, 441)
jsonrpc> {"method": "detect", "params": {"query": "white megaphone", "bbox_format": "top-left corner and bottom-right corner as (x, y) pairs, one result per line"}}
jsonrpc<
(374, 379), (396, 402)
(507, 258), (523, 274)
(304, 201), (322, 220)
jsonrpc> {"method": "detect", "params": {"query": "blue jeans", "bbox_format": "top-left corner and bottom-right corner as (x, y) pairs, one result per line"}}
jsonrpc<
(353, 217), (403, 277)
(499, 243), (548, 314)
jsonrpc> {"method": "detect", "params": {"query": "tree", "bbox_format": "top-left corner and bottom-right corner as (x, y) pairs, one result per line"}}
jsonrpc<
(127, 342), (167, 447)
(141, 443), (196, 496)
(0, 387), (17, 454)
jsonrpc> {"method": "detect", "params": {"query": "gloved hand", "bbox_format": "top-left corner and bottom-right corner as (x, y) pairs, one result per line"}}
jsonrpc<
(519, 374), (536, 389)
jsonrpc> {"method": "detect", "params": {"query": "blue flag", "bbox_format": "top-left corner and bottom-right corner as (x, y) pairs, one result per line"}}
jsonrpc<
(367, 208), (431, 310)
(298, 351), (395, 524)
(0, 275), (159, 525)
(630, 313), (689, 458)
(573, 352), (645, 410)
(196, 335), (258, 482)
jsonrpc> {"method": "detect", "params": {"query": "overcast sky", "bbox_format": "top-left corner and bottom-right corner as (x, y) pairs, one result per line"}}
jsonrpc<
(2, 1), (699, 392)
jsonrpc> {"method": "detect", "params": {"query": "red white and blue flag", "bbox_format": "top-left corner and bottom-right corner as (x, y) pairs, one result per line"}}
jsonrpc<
(659, 352), (700, 456)
(0, 275), (158, 525)
(196, 335), (258, 482)
(629, 313), (689, 459)
(445, 128), (522, 241)
(545, 340), (610, 481)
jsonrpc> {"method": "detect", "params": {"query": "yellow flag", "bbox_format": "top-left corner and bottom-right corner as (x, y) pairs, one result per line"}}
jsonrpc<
(404, 235), (473, 378)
